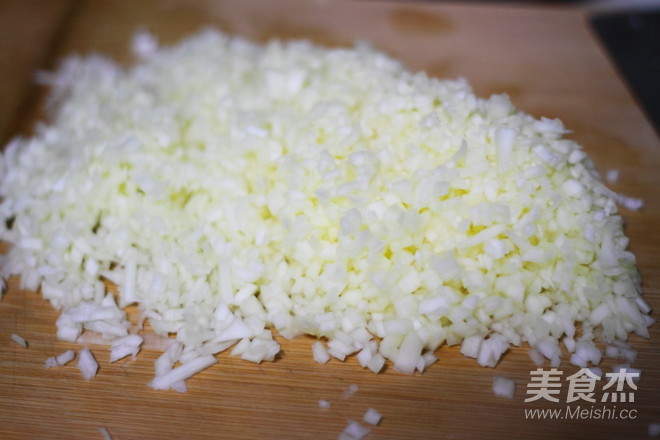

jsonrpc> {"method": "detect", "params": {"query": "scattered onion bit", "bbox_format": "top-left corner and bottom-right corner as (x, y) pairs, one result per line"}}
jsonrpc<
(10, 333), (28, 348)
(362, 408), (382, 426)
(99, 427), (113, 440)
(339, 420), (371, 440)
(492, 375), (516, 398)
(99, 428), (112, 440)
(45, 349), (75, 368)
(605, 169), (619, 184)
(343, 384), (359, 398)
(318, 399), (332, 409)
(148, 354), (217, 391)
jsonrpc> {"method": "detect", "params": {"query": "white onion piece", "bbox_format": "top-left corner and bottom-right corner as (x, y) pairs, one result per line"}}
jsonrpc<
(339, 421), (371, 440)
(343, 384), (359, 398)
(10, 333), (28, 348)
(366, 353), (386, 374)
(492, 375), (516, 398)
(363, 408), (382, 426)
(605, 169), (619, 184)
(149, 355), (217, 390)
(45, 349), (75, 368)
(312, 341), (331, 364)
(110, 334), (144, 362)
(393, 332), (424, 374)
(98, 427), (113, 440)
(77, 347), (98, 380)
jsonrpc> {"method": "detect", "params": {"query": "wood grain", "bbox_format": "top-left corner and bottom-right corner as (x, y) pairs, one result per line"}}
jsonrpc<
(1, 1), (659, 439)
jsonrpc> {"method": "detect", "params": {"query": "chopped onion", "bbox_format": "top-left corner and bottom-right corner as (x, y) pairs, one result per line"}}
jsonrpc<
(362, 408), (382, 426)
(148, 355), (217, 390)
(339, 421), (370, 440)
(77, 347), (98, 380)
(10, 333), (28, 348)
(312, 340), (331, 364)
(98, 427), (113, 440)
(0, 29), (650, 388)
(45, 349), (75, 368)
(492, 375), (516, 398)
(318, 399), (331, 409)
(343, 384), (359, 398)
(110, 334), (143, 362)
(605, 169), (619, 184)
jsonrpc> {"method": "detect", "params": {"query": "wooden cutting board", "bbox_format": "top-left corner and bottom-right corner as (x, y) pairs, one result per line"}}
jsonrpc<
(1, 1), (659, 439)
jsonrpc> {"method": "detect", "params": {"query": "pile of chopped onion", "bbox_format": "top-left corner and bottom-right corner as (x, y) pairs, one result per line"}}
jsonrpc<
(0, 29), (652, 389)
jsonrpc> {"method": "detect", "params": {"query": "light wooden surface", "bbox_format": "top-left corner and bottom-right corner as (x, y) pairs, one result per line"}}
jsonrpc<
(1, 1), (659, 439)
